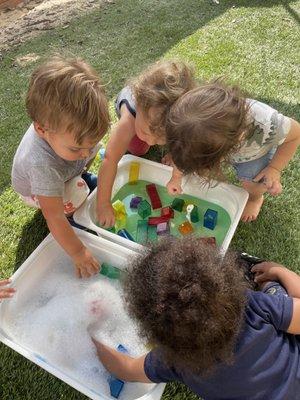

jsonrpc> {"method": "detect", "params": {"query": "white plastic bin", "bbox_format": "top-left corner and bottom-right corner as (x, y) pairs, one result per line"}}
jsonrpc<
(0, 229), (165, 400)
(74, 155), (248, 253)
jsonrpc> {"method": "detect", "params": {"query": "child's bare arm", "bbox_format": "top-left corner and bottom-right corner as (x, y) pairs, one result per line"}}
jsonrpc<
(92, 338), (151, 383)
(97, 106), (136, 228)
(254, 119), (300, 195)
(37, 195), (99, 278)
(166, 165), (183, 195)
(252, 262), (300, 334)
(0, 279), (16, 299)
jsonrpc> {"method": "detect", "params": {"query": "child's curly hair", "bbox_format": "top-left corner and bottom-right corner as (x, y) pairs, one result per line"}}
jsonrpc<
(124, 237), (247, 375)
(166, 80), (249, 181)
(130, 60), (197, 137)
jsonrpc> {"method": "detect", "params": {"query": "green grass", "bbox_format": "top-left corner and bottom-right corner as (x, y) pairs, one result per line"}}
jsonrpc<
(0, 0), (299, 398)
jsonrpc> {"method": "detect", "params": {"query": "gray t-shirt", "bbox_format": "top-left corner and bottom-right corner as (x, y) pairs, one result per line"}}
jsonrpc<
(12, 124), (94, 197)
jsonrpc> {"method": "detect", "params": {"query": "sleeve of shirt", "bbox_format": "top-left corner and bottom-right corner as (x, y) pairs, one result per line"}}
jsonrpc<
(115, 86), (137, 118)
(254, 289), (293, 332)
(29, 165), (64, 197)
(144, 349), (179, 383)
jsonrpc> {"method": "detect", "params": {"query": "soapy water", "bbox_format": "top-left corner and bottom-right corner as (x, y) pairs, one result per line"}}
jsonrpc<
(7, 258), (154, 399)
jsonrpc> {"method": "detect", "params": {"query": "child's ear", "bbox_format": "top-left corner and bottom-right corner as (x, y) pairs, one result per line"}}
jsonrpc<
(34, 121), (46, 138)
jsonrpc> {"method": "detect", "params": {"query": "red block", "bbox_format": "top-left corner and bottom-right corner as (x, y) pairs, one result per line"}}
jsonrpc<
(146, 184), (162, 209)
(148, 215), (170, 226)
(161, 206), (174, 219)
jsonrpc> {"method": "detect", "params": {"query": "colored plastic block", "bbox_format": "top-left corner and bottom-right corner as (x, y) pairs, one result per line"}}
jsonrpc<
(128, 162), (140, 184)
(157, 221), (170, 235)
(106, 226), (116, 233)
(199, 237), (216, 246)
(171, 198), (184, 212)
(117, 229), (135, 242)
(100, 263), (121, 280)
(112, 200), (126, 218)
(130, 196), (142, 209)
(115, 214), (126, 231)
(147, 225), (158, 242)
(146, 183), (162, 209)
(136, 220), (148, 243)
(108, 377), (124, 399)
(204, 209), (218, 230)
(137, 199), (151, 219)
(190, 205), (200, 223)
(148, 215), (170, 225)
(161, 206), (174, 219)
(178, 221), (194, 235)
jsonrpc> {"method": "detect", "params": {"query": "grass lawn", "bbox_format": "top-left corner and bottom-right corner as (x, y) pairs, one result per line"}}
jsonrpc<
(0, 0), (299, 399)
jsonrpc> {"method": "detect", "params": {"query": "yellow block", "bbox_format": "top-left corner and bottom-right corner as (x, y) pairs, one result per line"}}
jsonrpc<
(128, 162), (140, 184)
(112, 200), (126, 216)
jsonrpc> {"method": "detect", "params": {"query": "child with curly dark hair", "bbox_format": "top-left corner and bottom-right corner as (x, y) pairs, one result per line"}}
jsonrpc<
(165, 81), (300, 222)
(92, 237), (300, 400)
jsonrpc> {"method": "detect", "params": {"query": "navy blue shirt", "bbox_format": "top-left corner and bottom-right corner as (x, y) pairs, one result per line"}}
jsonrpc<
(144, 288), (300, 400)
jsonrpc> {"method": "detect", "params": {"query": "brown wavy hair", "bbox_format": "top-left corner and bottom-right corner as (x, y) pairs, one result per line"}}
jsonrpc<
(166, 80), (250, 181)
(26, 56), (110, 144)
(130, 60), (197, 137)
(124, 236), (247, 376)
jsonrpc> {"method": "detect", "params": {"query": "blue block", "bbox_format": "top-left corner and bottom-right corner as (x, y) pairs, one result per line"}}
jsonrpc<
(108, 377), (124, 399)
(117, 229), (135, 242)
(204, 209), (218, 230)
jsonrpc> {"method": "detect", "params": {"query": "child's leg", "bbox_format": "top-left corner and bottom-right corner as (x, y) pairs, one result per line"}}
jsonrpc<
(128, 135), (150, 156)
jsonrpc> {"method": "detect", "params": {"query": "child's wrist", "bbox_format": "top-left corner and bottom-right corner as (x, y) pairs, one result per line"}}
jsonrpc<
(268, 164), (282, 173)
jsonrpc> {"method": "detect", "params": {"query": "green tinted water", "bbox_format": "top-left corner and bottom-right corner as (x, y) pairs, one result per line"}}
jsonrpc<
(107, 180), (231, 246)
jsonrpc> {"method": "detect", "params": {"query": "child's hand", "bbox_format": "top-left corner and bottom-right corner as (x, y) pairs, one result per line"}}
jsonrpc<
(167, 176), (183, 195)
(97, 202), (115, 228)
(72, 247), (100, 278)
(251, 261), (285, 285)
(253, 166), (282, 196)
(0, 279), (16, 299)
(161, 152), (174, 167)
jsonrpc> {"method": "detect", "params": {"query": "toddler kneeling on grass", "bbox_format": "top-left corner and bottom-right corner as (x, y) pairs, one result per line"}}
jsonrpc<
(92, 237), (300, 400)
(11, 56), (110, 278)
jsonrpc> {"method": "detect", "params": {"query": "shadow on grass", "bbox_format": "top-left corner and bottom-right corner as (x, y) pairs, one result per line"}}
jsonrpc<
(14, 210), (49, 272)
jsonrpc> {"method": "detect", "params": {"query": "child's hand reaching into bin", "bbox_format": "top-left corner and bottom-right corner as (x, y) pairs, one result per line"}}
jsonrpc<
(0, 279), (16, 300)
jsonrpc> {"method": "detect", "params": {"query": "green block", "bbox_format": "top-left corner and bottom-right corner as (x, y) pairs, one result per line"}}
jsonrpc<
(171, 198), (184, 212)
(147, 225), (158, 242)
(106, 226), (116, 233)
(136, 220), (148, 243)
(137, 199), (151, 219)
(190, 205), (200, 223)
(100, 263), (121, 279)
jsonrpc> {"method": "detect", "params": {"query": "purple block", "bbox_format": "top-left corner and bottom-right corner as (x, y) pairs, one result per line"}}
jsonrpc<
(130, 196), (142, 209)
(157, 221), (170, 235)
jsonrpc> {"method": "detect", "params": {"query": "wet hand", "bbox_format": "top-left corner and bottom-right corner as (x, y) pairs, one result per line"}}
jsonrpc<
(97, 202), (115, 228)
(166, 177), (183, 195)
(253, 166), (282, 196)
(0, 279), (16, 300)
(72, 247), (100, 278)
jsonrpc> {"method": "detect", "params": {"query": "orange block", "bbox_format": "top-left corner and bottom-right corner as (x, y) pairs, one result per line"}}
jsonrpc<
(178, 221), (194, 235)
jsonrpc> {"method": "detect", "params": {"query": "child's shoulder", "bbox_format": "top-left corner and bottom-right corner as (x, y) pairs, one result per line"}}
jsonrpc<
(246, 99), (290, 126)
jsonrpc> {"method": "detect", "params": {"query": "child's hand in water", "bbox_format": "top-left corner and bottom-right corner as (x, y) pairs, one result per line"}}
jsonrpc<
(253, 166), (282, 196)
(167, 176), (183, 195)
(72, 247), (100, 278)
(97, 202), (115, 228)
(0, 279), (16, 299)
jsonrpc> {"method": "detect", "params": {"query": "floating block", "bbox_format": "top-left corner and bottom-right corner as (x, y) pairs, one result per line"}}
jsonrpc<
(171, 198), (184, 212)
(106, 226), (116, 233)
(178, 221), (194, 235)
(100, 263), (121, 280)
(146, 183), (162, 209)
(157, 221), (170, 235)
(161, 206), (174, 219)
(108, 377), (124, 399)
(112, 200), (126, 218)
(129, 162), (140, 184)
(117, 229), (135, 242)
(130, 196), (142, 209)
(136, 220), (148, 243)
(199, 237), (216, 246)
(148, 215), (170, 226)
(190, 205), (200, 223)
(204, 209), (218, 230)
(115, 214), (126, 231)
(137, 200), (151, 219)
(147, 225), (158, 242)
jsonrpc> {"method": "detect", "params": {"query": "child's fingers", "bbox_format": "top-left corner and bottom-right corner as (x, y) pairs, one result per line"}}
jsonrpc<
(253, 171), (265, 183)
(0, 289), (15, 299)
(0, 279), (11, 286)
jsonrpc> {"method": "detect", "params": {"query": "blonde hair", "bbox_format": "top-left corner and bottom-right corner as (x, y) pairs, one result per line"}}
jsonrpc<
(130, 60), (197, 136)
(166, 80), (249, 181)
(26, 56), (110, 144)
